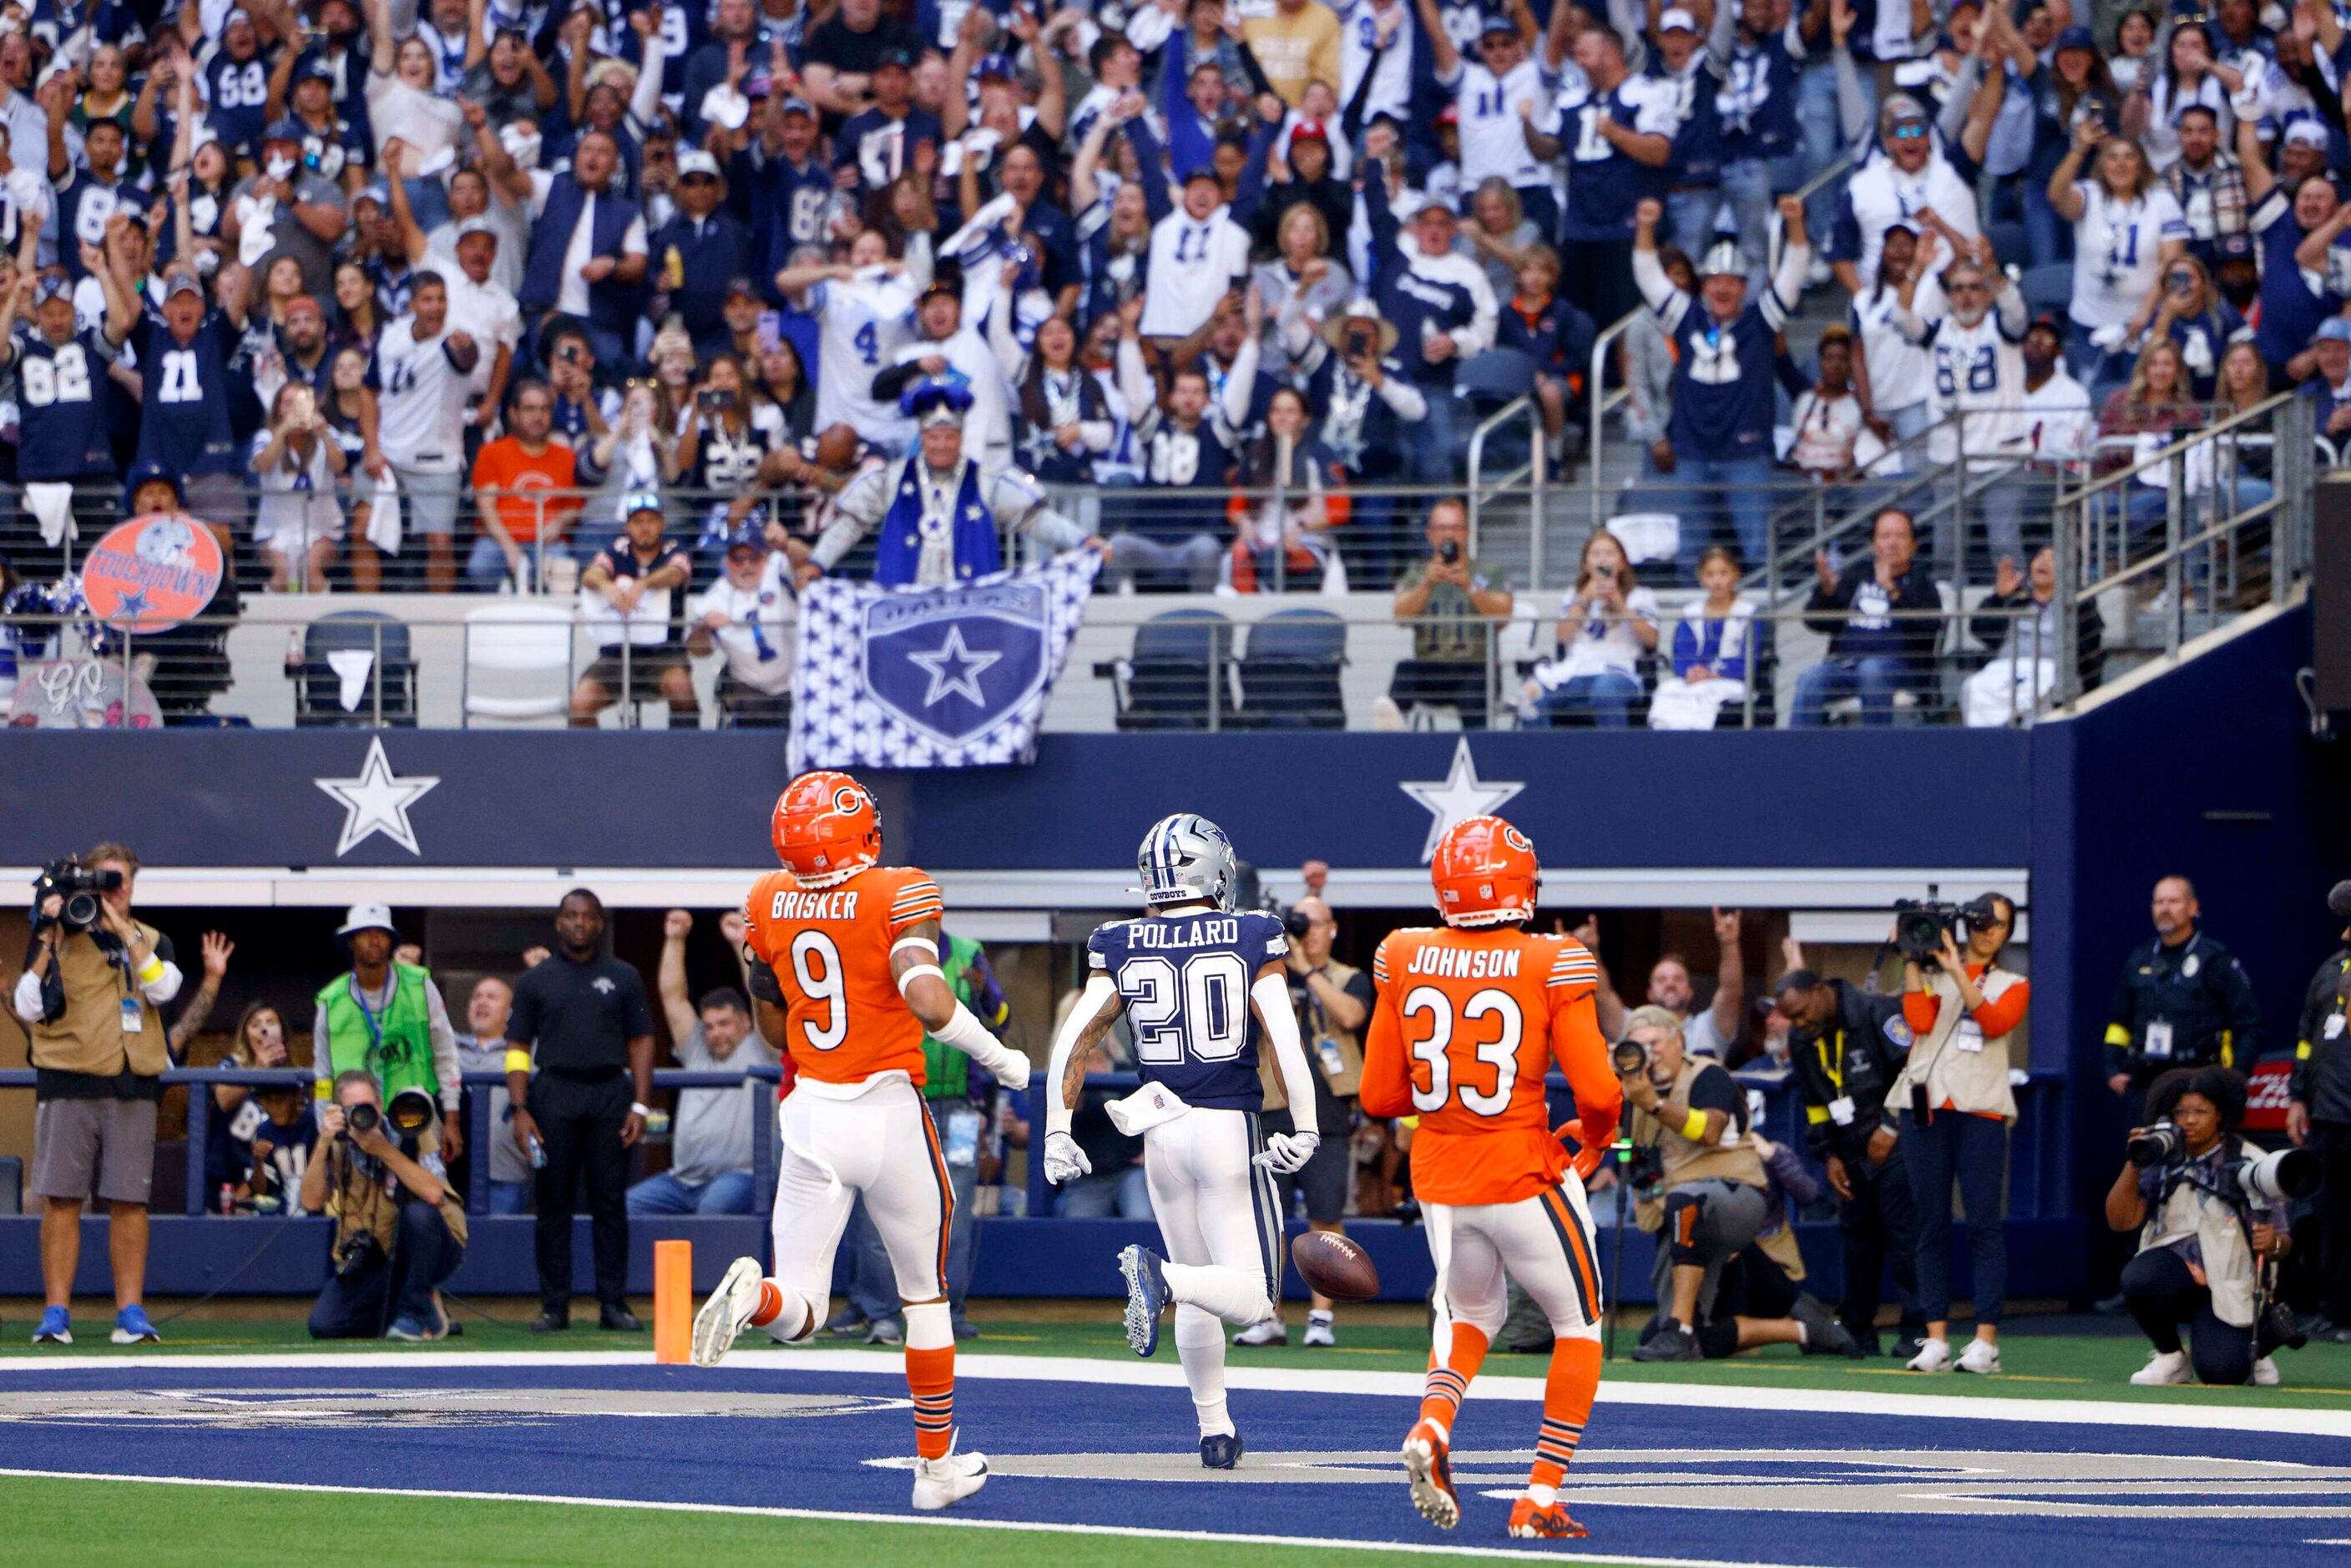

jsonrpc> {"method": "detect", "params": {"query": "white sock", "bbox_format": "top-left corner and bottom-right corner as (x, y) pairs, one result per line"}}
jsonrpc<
(902, 1299), (953, 1352)
(1173, 1303), (1233, 1437)
(1161, 1261), (1273, 1326)
(1526, 1482), (1558, 1508)
(1795, 1320), (1809, 1346)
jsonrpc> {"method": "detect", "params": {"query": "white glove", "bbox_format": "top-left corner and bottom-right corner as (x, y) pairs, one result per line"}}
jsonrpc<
(1254, 1130), (1320, 1175)
(1043, 1130), (1093, 1186)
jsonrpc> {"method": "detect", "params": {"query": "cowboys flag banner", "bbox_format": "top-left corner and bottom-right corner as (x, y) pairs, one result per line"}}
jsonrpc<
(791, 551), (1104, 769)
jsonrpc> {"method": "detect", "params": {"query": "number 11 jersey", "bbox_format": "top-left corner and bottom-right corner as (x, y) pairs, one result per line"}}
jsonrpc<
(744, 863), (943, 1087)
(1088, 909), (1289, 1110)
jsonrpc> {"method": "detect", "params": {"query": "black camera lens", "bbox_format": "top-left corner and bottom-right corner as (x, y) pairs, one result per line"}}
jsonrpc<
(345, 1102), (381, 1136)
(2127, 1121), (2183, 1167)
(1611, 1039), (1650, 1075)
(62, 891), (100, 929)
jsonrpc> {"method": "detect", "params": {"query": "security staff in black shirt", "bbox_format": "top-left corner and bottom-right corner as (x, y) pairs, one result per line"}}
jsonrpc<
(2288, 880), (2351, 1343)
(2103, 876), (2263, 1133)
(1772, 969), (1925, 1356)
(506, 889), (655, 1333)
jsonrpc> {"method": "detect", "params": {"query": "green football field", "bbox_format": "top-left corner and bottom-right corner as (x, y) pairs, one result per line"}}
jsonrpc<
(2, 1475), (1610, 1568)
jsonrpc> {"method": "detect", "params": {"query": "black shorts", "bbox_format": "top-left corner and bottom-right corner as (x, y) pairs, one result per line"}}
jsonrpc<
(1267, 1106), (1349, 1224)
(584, 645), (689, 697)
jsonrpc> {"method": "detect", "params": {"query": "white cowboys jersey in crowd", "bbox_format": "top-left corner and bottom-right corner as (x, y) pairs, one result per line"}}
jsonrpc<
(1894, 266), (2028, 467)
(808, 266), (920, 449)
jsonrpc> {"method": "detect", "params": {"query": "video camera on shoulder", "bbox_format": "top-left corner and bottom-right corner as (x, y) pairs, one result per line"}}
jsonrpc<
(1891, 894), (2001, 962)
(31, 857), (123, 935)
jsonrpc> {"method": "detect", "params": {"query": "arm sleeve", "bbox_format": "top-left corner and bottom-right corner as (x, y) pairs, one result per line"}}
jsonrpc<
(1549, 989), (1621, 1152)
(1251, 969), (1317, 1138)
(139, 956), (184, 1004)
(1358, 936), (1413, 1118)
(425, 981), (463, 1110)
(1972, 973), (2030, 1037)
(1632, 241), (1689, 329)
(10, 968), (43, 1024)
(1042, 977), (1118, 1139)
(1903, 991), (1942, 1035)
(505, 976), (538, 1048)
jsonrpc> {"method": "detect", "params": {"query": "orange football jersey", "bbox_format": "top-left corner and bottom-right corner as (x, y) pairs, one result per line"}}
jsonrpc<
(743, 864), (943, 1085)
(1361, 925), (1620, 1206)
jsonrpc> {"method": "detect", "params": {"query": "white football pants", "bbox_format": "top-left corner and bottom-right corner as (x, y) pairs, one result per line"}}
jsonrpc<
(769, 1075), (952, 1320)
(1144, 1106), (1285, 1438)
(1425, 1174), (1605, 1358)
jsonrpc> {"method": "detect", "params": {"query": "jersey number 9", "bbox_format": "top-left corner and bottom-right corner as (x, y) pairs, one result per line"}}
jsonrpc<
(1401, 985), (1523, 1116)
(789, 929), (847, 1052)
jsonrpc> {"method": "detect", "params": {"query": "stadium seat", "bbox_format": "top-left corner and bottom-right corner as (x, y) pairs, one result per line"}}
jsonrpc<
(1453, 348), (1538, 473)
(463, 601), (577, 726)
(1094, 609), (1233, 730)
(1234, 608), (1347, 728)
(2020, 263), (2071, 318)
(294, 609), (417, 727)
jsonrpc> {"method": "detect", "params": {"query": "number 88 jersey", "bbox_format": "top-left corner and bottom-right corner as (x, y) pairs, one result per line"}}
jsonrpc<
(1362, 925), (1618, 1206)
(743, 863), (943, 1086)
(1088, 909), (1290, 1110)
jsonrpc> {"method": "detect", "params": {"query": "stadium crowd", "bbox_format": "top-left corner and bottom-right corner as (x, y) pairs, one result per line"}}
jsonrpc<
(0, 0), (2328, 633)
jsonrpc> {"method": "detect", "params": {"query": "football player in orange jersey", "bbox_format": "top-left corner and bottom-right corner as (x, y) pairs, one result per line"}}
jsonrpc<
(690, 771), (1032, 1512)
(1360, 815), (1623, 1541)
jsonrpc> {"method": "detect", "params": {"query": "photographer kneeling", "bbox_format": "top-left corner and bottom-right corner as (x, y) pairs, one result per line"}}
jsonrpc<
(1620, 1007), (1851, 1361)
(2106, 1067), (2303, 1387)
(299, 1070), (469, 1342)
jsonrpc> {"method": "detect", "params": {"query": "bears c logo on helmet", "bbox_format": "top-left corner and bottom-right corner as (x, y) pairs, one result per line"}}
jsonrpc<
(833, 787), (864, 816)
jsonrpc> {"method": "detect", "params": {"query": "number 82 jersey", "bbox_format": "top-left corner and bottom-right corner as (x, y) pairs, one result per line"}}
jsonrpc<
(743, 863), (943, 1087)
(1088, 909), (1289, 1110)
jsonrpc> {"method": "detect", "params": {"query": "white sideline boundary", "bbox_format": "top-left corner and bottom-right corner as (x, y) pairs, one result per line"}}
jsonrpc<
(0, 1467), (1821, 1567)
(0, 1347), (2342, 1438)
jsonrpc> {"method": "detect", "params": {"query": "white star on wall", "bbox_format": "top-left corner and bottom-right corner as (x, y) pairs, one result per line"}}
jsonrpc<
(1398, 738), (1525, 862)
(315, 737), (441, 857)
(906, 625), (1001, 707)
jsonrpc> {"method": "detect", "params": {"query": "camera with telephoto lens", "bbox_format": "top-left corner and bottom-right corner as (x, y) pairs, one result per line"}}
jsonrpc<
(2128, 1120), (2186, 1166)
(31, 859), (123, 934)
(344, 1100), (382, 1138)
(1612, 1036), (1652, 1076)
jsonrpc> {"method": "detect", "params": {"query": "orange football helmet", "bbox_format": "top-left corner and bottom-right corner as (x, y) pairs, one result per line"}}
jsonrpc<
(1431, 815), (1540, 928)
(771, 771), (884, 886)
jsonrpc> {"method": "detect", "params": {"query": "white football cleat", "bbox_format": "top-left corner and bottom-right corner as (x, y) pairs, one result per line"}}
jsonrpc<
(1905, 1337), (1951, 1373)
(1954, 1338), (2001, 1376)
(2131, 1348), (2191, 1386)
(912, 1445), (990, 1510)
(1232, 1317), (1288, 1347)
(1303, 1313), (1336, 1348)
(691, 1256), (766, 1368)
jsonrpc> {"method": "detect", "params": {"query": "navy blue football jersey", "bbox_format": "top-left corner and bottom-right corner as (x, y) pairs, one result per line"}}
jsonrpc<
(1087, 909), (1287, 1110)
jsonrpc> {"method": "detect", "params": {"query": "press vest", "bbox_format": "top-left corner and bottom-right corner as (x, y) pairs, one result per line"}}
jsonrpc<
(316, 964), (442, 1102)
(919, 933), (988, 1100)
(1636, 1058), (1767, 1189)
(30, 922), (170, 1079)
(1260, 959), (1365, 1111)
(1893, 964), (2022, 1120)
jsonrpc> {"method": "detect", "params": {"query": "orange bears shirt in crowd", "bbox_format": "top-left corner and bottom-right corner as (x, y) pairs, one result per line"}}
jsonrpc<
(743, 865), (944, 1086)
(1361, 927), (1620, 1205)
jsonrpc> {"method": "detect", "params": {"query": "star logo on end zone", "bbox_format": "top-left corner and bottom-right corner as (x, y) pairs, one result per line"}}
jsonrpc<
(1398, 739), (1525, 862)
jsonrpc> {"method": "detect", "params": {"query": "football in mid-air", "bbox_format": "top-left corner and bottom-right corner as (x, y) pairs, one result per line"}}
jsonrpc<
(1291, 1231), (1381, 1302)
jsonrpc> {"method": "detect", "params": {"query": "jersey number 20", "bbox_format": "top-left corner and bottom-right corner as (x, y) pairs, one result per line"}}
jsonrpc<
(1402, 985), (1523, 1115)
(1121, 951), (1251, 1065)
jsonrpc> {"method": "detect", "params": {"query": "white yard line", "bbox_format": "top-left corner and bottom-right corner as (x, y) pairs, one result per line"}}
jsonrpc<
(0, 1467), (1818, 1568)
(3, 1348), (2340, 1439)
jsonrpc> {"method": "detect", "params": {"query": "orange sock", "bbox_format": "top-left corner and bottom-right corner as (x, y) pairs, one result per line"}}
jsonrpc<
(1529, 1336), (1600, 1490)
(1419, 1322), (1490, 1434)
(749, 1281), (784, 1328)
(907, 1343), (955, 1459)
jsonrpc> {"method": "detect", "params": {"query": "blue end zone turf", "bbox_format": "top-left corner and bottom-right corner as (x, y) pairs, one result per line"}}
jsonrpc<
(3, 1360), (2345, 1565)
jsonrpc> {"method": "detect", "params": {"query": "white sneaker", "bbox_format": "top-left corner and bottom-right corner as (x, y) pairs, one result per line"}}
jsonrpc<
(1303, 1313), (1335, 1348)
(1954, 1338), (2001, 1375)
(1372, 695), (1408, 732)
(2131, 1348), (2191, 1386)
(2253, 1354), (2281, 1387)
(690, 1256), (766, 1367)
(1906, 1337), (1951, 1372)
(1233, 1317), (1288, 1347)
(911, 1445), (989, 1510)
(1806, 254), (1832, 288)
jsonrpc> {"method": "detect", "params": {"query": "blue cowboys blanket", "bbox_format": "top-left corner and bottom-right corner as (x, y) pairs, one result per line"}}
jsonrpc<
(790, 550), (1104, 769)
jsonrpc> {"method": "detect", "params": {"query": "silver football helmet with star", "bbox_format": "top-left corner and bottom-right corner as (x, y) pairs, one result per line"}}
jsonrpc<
(1132, 813), (1238, 910)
